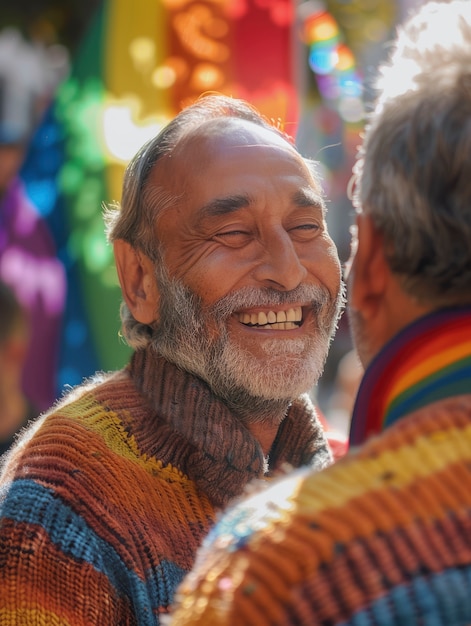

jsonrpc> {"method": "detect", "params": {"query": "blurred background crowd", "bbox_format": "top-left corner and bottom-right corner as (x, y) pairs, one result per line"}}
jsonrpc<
(0, 0), (424, 442)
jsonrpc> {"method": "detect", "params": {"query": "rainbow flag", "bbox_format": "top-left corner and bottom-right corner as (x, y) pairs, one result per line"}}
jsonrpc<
(0, 0), (299, 411)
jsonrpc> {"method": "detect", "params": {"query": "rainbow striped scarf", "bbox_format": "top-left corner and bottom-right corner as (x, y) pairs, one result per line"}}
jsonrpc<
(350, 306), (471, 446)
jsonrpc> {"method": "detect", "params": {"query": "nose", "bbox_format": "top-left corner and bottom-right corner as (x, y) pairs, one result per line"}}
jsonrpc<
(252, 228), (307, 291)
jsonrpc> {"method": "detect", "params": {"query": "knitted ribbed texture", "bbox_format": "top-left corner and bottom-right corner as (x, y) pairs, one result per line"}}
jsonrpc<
(170, 396), (471, 625)
(169, 308), (471, 625)
(0, 348), (330, 625)
(351, 306), (471, 445)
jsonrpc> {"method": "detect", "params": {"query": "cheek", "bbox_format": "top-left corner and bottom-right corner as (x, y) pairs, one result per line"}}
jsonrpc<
(347, 307), (369, 368)
(173, 247), (256, 306)
(345, 250), (360, 310)
(181, 260), (241, 306)
(309, 238), (342, 296)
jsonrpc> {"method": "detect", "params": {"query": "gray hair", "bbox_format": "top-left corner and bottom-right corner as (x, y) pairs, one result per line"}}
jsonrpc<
(352, 0), (471, 305)
(103, 94), (318, 348)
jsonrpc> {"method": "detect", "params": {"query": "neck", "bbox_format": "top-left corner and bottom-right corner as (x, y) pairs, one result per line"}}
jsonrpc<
(224, 396), (290, 455)
(128, 349), (330, 506)
(246, 423), (280, 457)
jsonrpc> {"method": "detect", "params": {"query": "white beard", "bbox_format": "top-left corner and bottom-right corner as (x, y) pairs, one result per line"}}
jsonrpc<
(212, 334), (330, 401)
(151, 265), (343, 423)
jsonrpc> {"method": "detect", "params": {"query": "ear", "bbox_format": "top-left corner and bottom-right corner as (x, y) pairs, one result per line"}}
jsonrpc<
(348, 213), (389, 321)
(113, 240), (159, 325)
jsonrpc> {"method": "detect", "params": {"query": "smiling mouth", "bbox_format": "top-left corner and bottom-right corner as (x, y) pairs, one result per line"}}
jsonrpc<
(236, 306), (303, 330)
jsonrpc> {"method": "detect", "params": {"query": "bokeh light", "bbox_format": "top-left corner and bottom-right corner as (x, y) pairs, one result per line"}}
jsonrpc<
(102, 99), (166, 163)
(301, 3), (365, 124)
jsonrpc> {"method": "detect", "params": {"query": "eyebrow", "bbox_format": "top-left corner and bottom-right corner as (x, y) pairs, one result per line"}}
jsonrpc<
(196, 187), (325, 222)
(197, 194), (252, 220)
(293, 187), (325, 210)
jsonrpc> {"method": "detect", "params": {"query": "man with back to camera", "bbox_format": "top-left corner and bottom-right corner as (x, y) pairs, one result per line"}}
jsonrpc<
(0, 94), (344, 624)
(168, 2), (471, 625)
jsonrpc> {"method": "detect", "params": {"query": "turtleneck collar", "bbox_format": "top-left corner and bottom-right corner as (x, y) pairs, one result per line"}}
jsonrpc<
(125, 347), (332, 508)
(350, 306), (471, 447)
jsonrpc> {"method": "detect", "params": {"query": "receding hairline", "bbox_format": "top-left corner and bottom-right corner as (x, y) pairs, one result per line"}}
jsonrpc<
(142, 116), (319, 221)
(155, 116), (300, 172)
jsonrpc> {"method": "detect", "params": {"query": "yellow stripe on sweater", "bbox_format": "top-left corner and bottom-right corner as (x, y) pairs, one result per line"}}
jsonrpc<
(60, 395), (188, 482)
(296, 423), (471, 514)
(0, 609), (70, 625)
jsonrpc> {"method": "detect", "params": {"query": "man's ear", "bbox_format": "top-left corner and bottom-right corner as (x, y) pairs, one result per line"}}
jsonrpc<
(348, 213), (389, 321)
(113, 240), (159, 325)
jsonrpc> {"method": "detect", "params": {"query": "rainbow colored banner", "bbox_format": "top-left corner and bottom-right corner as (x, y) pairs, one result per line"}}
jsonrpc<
(0, 0), (299, 410)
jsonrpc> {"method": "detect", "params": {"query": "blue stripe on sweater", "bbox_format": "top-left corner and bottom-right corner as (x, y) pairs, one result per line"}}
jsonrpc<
(340, 565), (471, 625)
(0, 479), (186, 625)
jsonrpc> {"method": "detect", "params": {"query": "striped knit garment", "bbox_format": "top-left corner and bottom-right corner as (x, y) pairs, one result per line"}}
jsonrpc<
(0, 348), (332, 625)
(350, 307), (471, 445)
(170, 307), (471, 626)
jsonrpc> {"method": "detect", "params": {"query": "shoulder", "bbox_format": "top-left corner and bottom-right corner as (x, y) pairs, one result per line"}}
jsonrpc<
(0, 369), (137, 486)
(169, 395), (471, 625)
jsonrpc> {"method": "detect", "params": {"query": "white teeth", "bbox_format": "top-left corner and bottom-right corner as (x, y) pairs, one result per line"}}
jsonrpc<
(258, 312), (268, 325)
(268, 322), (298, 330)
(238, 306), (302, 329)
(276, 310), (287, 323)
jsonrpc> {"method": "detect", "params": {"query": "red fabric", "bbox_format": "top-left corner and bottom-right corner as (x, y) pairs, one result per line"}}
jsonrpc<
(166, 0), (298, 134)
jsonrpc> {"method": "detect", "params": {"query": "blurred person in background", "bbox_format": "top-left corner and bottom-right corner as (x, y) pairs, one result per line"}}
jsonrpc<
(168, 2), (471, 624)
(0, 280), (37, 456)
(0, 93), (344, 623)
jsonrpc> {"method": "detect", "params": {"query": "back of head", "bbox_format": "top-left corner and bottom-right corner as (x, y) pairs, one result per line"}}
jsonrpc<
(353, 0), (471, 306)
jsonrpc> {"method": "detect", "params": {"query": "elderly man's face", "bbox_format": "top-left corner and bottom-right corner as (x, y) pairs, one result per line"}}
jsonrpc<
(146, 120), (342, 409)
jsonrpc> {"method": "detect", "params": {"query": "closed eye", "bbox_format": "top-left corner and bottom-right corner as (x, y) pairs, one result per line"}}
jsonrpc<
(294, 223), (319, 231)
(290, 222), (321, 240)
(213, 230), (252, 247)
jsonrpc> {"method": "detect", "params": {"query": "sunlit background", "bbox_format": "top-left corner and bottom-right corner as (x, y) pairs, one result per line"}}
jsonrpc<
(0, 0), (424, 429)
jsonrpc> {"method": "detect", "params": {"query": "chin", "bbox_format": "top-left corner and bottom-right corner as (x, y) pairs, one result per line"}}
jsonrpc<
(234, 351), (324, 401)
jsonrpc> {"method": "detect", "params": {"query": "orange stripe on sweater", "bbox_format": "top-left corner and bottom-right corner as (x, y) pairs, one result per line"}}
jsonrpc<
(13, 415), (214, 570)
(0, 521), (132, 623)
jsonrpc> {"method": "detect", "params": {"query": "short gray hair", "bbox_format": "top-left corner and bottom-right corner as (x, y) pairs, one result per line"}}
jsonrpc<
(352, 0), (471, 305)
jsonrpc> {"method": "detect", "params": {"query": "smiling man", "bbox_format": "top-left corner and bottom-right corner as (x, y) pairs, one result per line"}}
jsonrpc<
(0, 95), (343, 624)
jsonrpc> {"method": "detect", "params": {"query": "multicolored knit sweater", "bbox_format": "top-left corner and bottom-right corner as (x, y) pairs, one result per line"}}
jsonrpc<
(0, 348), (331, 625)
(170, 306), (471, 625)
